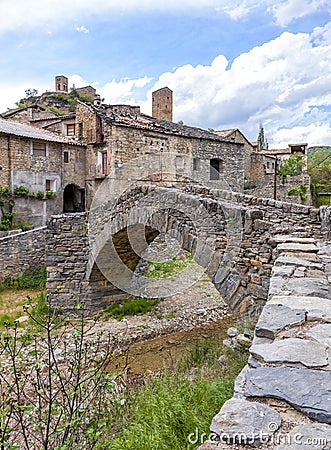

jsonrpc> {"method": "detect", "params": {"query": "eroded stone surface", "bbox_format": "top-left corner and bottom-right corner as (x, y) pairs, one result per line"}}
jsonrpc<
(250, 337), (328, 367)
(286, 277), (330, 298)
(268, 296), (331, 322)
(210, 398), (281, 445)
(277, 243), (319, 253)
(306, 323), (331, 345)
(274, 254), (323, 269)
(275, 423), (331, 449)
(255, 304), (305, 339)
(245, 367), (331, 424)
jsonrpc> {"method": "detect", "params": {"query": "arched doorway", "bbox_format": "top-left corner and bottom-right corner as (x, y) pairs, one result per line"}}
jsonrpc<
(63, 184), (85, 213)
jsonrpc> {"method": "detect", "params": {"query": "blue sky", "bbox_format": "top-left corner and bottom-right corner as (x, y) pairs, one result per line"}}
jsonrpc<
(0, 0), (331, 147)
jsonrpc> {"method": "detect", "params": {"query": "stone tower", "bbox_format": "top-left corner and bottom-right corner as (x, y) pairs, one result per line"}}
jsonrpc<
(55, 75), (68, 93)
(152, 87), (173, 122)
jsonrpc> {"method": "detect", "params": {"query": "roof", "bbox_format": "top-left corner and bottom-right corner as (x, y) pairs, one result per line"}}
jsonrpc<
(80, 101), (239, 144)
(261, 148), (291, 155)
(0, 119), (83, 146)
(215, 129), (236, 138)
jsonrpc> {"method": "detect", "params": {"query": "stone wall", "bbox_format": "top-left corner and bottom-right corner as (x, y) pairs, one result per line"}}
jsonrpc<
(0, 227), (46, 282)
(198, 235), (331, 449)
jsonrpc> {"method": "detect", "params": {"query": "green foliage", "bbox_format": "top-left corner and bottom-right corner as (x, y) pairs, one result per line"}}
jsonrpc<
(287, 185), (307, 202)
(244, 181), (257, 190)
(278, 154), (303, 177)
(103, 341), (247, 450)
(46, 190), (56, 199)
(147, 253), (193, 279)
(79, 93), (94, 104)
(0, 187), (15, 230)
(105, 297), (159, 321)
(257, 123), (268, 150)
(307, 147), (331, 206)
(13, 185), (29, 196)
(0, 267), (47, 292)
(36, 191), (44, 199)
(0, 186), (11, 196)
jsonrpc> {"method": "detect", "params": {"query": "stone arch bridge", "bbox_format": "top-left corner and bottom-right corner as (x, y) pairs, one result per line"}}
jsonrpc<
(46, 184), (325, 319)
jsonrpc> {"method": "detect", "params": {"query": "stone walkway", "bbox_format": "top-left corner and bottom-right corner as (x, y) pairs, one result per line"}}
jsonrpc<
(198, 236), (331, 449)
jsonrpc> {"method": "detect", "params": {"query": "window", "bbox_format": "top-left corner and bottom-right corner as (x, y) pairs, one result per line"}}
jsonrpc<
(175, 156), (184, 171)
(45, 179), (56, 191)
(64, 151), (69, 163)
(193, 158), (199, 171)
(78, 123), (83, 139)
(66, 124), (75, 136)
(31, 141), (47, 157)
(210, 158), (223, 180)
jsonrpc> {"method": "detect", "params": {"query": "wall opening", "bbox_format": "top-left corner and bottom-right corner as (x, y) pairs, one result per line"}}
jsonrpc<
(63, 184), (85, 213)
(210, 158), (223, 180)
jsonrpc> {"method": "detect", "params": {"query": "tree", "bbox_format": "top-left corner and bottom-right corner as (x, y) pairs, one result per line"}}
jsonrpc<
(257, 123), (268, 151)
(25, 88), (38, 97)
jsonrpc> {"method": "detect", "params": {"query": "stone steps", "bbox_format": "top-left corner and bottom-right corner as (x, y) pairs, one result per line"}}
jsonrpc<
(198, 236), (331, 449)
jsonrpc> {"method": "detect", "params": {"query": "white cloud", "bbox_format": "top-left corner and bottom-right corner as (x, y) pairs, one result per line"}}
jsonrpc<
(270, 0), (329, 27)
(99, 76), (153, 104)
(0, 0), (328, 35)
(76, 25), (89, 33)
(140, 26), (331, 147)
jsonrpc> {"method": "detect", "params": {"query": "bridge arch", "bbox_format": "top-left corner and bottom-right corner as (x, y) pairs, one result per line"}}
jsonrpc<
(47, 185), (321, 318)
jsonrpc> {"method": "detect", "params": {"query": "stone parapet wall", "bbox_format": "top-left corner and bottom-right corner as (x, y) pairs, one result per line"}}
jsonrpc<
(198, 235), (331, 449)
(46, 186), (327, 318)
(0, 227), (46, 282)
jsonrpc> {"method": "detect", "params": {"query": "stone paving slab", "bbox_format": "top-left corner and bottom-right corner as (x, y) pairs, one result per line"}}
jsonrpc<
(273, 236), (316, 243)
(286, 277), (331, 298)
(255, 304), (306, 339)
(275, 423), (331, 449)
(268, 295), (331, 322)
(277, 243), (319, 253)
(274, 254), (324, 269)
(250, 337), (329, 368)
(306, 323), (331, 345)
(210, 398), (281, 446)
(245, 366), (331, 424)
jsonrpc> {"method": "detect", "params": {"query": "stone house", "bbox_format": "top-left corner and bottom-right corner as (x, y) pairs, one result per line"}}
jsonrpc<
(73, 100), (247, 207)
(246, 143), (311, 204)
(0, 119), (86, 226)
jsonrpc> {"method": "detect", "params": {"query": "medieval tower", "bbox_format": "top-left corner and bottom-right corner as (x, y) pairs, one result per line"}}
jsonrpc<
(55, 75), (68, 93)
(152, 87), (173, 122)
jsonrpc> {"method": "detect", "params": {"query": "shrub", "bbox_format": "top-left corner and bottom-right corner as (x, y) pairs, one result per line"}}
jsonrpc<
(13, 185), (29, 196)
(46, 190), (56, 199)
(36, 191), (44, 199)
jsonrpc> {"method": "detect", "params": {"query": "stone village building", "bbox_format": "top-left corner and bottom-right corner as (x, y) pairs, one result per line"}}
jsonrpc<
(0, 119), (85, 226)
(0, 79), (248, 226)
(0, 75), (312, 227)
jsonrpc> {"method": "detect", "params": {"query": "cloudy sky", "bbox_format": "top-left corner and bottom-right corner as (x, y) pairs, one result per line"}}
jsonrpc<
(0, 0), (330, 147)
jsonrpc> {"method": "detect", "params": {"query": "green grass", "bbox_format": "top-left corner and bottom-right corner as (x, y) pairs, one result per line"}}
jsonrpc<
(105, 297), (159, 320)
(0, 267), (47, 292)
(147, 253), (194, 279)
(97, 340), (247, 450)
